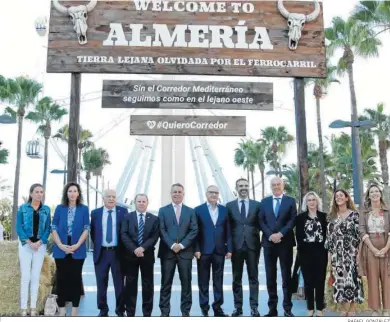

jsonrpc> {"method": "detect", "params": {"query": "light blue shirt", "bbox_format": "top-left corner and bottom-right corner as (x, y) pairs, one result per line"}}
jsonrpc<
(238, 198), (249, 217)
(272, 194), (284, 213)
(207, 202), (219, 226)
(102, 207), (117, 247)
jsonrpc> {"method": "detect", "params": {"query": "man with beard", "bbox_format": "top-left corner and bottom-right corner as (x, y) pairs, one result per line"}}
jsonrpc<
(259, 177), (297, 317)
(226, 178), (262, 317)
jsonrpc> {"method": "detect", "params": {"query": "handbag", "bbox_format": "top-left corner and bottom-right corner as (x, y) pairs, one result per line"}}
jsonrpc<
(44, 294), (59, 316)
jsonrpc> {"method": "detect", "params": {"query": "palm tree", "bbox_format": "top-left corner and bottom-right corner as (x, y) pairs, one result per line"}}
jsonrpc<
(53, 124), (69, 143)
(82, 148), (110, 207)
(92, 148), (110, 208)
(53, 124), (94, 183)
(364, 103), (390, 198)
(234, 139), (257, 199)
(83, 149), (101, 207)
(261, 126), (294, 175)
(0, 148), (9, 164)
(326, 16), (381, 206)
(353, 1), (390, 37)
(26, 97), (68, 190)
(78, 129), (94, 183)
(306, 63), (340, 211)
(254, 141), (267, 199)
(0, 76), (42, 240)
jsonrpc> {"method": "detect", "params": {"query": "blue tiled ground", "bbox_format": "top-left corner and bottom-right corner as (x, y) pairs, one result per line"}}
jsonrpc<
(77, 250), (370, 317)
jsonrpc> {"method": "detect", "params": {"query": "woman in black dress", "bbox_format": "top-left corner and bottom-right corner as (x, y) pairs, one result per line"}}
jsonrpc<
(296, 191), (328, 317)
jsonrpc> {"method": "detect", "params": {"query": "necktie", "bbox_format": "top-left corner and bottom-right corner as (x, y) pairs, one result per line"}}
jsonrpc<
(138, 214), (144, 246)
(274, 198), (281, 217)
(240, 200), (246, 221)
(175, 205), (181, 224)
(106, 210), (113, 243)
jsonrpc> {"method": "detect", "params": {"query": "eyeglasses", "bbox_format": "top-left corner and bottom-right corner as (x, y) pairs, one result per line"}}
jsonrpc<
(207, 191), (219, 195)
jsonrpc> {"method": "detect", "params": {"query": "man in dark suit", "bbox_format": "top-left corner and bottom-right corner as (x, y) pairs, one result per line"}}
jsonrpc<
(195, 185), (232, 317)
(90, 189), (126, 317)
(226, 178), (262, 317)
(158, 183), (198, 317)
(259, 176), (297, 317)
(120, 193), (160, 317)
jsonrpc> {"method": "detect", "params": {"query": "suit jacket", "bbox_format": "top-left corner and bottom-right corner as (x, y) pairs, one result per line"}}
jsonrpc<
(259, 195), (297, 248)
(51, 204), (90, 259)
(157, 203), (198, 259)
(226, 199), (261, 252)
(295, 210), (327, 251)
(194, 203), (232, 256)
(120, 211), (160, 260)
(90, 205), (127, 264)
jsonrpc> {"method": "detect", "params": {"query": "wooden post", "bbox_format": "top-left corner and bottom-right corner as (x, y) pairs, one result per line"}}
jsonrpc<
(67, 73), (81, 183)
(294, 78), (309, 211)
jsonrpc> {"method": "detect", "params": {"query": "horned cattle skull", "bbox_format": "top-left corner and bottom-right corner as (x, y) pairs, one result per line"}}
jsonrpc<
(53, 0), (97, 45)
(278, 0), (320, 51)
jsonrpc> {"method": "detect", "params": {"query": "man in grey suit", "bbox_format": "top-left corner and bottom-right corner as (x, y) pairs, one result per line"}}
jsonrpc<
(158, 183), (198, 317)
(226, 178), (262, 317)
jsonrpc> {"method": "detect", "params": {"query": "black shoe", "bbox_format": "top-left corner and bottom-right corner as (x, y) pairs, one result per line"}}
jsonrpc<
(264, 311), (278, 317)
(98, 311), (109, 317)
(161, 313), (169, 317)
(251, 309), (261, 317)
(115, 310), (125, 317)
(182, 312), (190, 317)
(284, 310), (294, 317)
(201, 309), (209, 317)
(231, 309), (243, 317)
(214, 309), (229, 317)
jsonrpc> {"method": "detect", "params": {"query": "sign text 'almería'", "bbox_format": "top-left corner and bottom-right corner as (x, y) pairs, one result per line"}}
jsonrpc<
(47, 0), (325, 78)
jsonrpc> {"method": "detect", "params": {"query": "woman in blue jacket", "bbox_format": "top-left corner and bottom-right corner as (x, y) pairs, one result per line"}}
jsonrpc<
(51, 182), (90, 316)
(16, 183), (51, 317)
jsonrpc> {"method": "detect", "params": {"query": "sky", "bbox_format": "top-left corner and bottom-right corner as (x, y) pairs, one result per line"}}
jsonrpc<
(1, 0), (390, 211)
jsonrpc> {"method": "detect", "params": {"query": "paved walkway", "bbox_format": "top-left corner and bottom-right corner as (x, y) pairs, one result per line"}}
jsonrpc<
(77, 250), (361, 317)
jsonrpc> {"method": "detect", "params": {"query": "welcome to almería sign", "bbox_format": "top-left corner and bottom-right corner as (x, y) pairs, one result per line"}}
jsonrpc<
(47, 0), (325, 78)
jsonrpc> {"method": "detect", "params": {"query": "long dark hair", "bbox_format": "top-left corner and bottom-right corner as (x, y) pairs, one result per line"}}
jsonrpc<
(61, 182), (83, 206)
(328, 189), (357, 221)
(364, 184), (387, 210)
(28, 183), (44, 203)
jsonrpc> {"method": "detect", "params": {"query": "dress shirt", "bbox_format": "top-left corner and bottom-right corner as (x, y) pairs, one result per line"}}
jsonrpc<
(269, 194), (284, 241)
(238, 198), (249, 218)
(272, 194), (284, 213)
(171, 202), (184, 250)
(207, 202), (219, 226)
(102, 206), (117, 247)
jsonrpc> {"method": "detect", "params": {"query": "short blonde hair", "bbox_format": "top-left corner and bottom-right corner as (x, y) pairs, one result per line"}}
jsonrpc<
(301, 191), (322, 212)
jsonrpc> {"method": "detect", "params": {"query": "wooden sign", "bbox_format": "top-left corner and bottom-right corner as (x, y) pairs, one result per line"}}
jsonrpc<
(47, 1), (325, 78)
(102, 80), (273, 110)
(130, 115), (246, 136)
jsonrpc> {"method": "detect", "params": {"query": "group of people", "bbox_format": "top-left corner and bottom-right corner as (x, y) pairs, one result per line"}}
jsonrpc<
(14, 176), (390, 317)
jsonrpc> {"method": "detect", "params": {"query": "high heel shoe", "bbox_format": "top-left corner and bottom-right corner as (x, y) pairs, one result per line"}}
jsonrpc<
(21, 310), (28, 317)
(317, 310), (324, 317)
(307, 310), (314, 317)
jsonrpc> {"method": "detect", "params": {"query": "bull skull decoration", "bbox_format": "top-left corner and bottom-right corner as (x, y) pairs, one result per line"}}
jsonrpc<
(278, 0), (321, 51)
(53, 0), (97, 45)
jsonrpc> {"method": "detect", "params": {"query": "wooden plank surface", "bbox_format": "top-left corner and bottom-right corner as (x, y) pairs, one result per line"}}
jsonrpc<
(130, 115), (246, 136)
(47, 0), (326, 77)
(102, 80), (273, 110)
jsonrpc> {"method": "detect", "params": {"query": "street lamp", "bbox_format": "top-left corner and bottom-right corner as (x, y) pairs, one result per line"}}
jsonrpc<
(0, 114), (17, 124)
(51, 169), (67, 185)
(329, 119), (376, 207)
